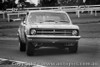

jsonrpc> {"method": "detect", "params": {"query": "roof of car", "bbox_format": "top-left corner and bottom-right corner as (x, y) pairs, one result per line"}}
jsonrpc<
(28, 10), (66, 13)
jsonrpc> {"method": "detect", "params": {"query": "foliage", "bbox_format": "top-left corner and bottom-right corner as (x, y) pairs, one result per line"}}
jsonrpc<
(1, 0), (100, 10)
(39, 0), (59, 7)
(59, 0), (78, 6)
(18, 0), (35, 7)
(24, 2), (35, 7)
(0, 0), (17, 10)
(18, 0), (26, 3)
(38, 0), (100, 6)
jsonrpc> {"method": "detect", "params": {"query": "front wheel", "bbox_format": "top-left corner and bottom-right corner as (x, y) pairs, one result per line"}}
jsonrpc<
(68, 42), (78, 53)
(18, 37), (26, 52)
(26, 42), (35, 56)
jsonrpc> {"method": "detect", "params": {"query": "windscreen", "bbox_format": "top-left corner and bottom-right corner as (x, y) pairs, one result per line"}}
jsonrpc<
(28, 12), (70, 24)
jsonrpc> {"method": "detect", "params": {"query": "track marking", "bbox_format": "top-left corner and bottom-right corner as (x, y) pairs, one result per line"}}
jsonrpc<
(0, 58), (46, 67)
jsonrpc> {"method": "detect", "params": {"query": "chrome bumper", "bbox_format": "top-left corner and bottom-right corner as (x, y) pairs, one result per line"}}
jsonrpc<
(26, 35), (81, 43)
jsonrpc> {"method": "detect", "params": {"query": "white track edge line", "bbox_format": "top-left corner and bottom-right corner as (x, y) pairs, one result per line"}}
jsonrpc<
(0, 58), (46, 67)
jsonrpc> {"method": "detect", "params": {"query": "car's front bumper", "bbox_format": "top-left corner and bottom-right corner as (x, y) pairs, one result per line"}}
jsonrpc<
(26, 35), (81, 43)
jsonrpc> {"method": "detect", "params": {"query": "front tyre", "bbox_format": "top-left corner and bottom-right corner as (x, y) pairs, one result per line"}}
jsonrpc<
(68, 42), (78, 53)
(18, 37), (26, 52)
(26, 42), (35, 56)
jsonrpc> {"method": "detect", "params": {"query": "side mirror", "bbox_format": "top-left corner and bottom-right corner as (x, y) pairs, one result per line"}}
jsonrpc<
(21, 21), (26, 26)
(23, 21), (26, 24)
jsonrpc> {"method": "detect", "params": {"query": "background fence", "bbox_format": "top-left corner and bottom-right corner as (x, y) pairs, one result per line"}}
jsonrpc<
(0, 5), (100, 22)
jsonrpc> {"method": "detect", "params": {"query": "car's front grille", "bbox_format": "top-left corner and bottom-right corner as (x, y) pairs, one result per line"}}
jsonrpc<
(36, 29), (72, 36)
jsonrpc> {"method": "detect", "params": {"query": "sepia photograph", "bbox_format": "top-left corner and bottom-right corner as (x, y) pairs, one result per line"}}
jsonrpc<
(0, 0), (100, 67)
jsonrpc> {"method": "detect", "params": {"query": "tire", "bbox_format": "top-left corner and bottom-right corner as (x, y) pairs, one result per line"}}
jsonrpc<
(68, 42), (78, 53)
(19, 37), (26, 52)
(26, 42), (35, 56)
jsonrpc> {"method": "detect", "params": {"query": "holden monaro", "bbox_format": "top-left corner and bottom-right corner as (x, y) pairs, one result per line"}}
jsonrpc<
(18, 10), (81, 56)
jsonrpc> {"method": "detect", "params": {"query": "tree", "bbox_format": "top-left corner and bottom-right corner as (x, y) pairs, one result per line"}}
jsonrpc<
(24, 2), (35, 7)
(95, 0), (100, 4)
(59, 0), (79, 6)
(19, 0), (26, 3)
(0, 2), (2, 10)
(3, 0), (17, 8)
(38, 0), (58, 7)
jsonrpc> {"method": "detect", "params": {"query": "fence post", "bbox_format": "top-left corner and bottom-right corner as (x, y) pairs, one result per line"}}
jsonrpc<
(3, 11), (5, 19)
(95, 10), (97, 16)
(76, 10), (80, 18)
(90, 9), (93, 15)
(18, 12), (20, 17)
(7, 14), (10, 22)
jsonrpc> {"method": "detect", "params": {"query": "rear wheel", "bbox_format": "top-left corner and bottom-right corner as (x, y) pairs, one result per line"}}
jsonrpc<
(26, 42), (35, 56)
(68, 42), (78, 53)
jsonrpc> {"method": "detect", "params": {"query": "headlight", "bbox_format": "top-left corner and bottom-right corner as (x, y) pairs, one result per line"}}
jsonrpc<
(72, 30), (78, 36)
(30, 29), (36, 35)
